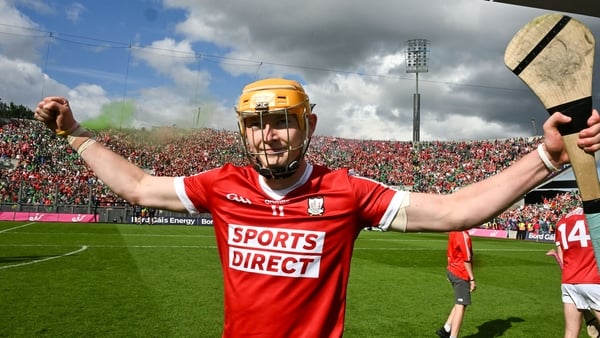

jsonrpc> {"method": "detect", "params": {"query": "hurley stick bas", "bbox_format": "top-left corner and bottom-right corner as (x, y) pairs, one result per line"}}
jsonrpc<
(505, 13), (600, 269)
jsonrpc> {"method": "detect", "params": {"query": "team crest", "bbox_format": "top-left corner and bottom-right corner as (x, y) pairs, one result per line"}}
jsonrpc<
(307, 197), (324, 216)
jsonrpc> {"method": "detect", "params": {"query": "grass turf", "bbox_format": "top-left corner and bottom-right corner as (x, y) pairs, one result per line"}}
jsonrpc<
(0, 221), (570, 337)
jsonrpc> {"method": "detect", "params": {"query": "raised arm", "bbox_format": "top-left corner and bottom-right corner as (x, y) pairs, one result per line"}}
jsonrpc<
(34, 97), (187, 212)
(394, 109), (600, 232)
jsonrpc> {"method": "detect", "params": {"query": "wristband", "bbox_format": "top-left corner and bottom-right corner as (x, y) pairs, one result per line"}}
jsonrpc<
(469, 279), (475, 282)
(56, 123), (81, 138)
(537, 144), (560, 173)
(77, 138), (97, 156)
(66, 126), (89, 146)
(70, 125), (87, 137)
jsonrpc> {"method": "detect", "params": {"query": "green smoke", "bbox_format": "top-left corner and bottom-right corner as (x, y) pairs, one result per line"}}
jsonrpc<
(80, 100), (135, 130)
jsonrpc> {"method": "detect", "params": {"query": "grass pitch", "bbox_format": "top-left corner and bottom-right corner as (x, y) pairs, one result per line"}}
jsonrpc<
(0, 221), (569, 337)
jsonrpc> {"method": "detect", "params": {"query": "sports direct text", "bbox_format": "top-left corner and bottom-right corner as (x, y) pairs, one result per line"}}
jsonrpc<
(228, 224), (325, 278)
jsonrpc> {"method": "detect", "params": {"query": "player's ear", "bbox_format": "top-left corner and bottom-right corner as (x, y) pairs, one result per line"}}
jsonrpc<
(307, 114), (317, 137)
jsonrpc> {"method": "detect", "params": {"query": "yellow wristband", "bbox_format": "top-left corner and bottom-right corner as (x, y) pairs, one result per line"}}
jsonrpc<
(56, 123), (81, 138)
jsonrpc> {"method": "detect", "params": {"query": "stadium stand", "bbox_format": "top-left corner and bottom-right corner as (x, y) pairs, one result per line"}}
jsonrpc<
(0, 118), (579, 229)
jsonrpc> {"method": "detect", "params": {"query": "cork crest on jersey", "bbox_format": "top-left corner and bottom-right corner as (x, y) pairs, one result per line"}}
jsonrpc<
(308, 196), (324, 216)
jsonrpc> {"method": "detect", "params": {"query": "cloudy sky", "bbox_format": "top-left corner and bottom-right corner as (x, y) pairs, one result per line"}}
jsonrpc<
(1, 0), (599, 141)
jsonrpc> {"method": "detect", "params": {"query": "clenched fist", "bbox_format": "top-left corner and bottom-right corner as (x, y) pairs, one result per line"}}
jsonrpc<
(34, 97), (78, 136)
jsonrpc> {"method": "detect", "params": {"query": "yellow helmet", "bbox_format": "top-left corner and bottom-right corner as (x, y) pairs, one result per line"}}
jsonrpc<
(236, 78), (312, 134)
(235, 78), (314, 179)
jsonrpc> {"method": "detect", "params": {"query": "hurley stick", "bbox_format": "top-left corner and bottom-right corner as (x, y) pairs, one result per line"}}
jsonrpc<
(505, 13), (600, 270)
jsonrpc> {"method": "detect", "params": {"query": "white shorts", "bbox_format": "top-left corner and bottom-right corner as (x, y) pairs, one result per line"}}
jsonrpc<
(561, 284), (600, 311)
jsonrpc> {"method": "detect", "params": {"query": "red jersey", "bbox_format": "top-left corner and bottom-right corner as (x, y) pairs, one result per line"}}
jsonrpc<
(176, 163), (404, 337)
(555, 207), (600, 284)
(446, 231), (473, 281)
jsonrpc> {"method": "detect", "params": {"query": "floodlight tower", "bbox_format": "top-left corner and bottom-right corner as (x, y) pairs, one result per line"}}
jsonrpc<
(405, 39), (430, 143)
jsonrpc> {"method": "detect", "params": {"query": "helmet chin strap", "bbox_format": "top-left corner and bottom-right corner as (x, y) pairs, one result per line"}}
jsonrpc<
(254, 158), (300, 179)
(252, 136), (311, 180)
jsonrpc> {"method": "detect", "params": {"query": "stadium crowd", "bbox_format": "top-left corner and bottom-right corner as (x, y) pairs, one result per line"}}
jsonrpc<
(0, 118), (579, 231)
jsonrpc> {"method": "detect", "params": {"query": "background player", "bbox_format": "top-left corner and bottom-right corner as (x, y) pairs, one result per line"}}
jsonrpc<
(553, 207), (600, 338)
(437, 230), (476, 338)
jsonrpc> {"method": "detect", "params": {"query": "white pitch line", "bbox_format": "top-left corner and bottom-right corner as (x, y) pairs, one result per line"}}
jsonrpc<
(91, 245), (218, 249)
(0, 245), (88, 270)
(0, 222), (36, 233)
(353, 247), (548, 251)
(0, 243), (546, 252)
(0, 244), (217, 249)
(1, 231), (214, 238)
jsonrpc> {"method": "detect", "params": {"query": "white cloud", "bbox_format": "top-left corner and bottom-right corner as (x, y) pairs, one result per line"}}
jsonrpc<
(65, 2), (86, 23)
(67, 83), (110, 119)
(0, 1), (46, 62)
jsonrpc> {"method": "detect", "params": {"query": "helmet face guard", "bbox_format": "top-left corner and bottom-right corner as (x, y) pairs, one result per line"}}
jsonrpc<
(235, 78), (313, 179)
